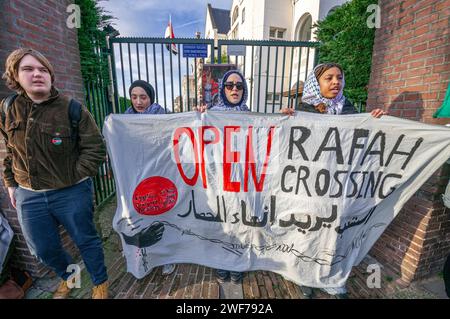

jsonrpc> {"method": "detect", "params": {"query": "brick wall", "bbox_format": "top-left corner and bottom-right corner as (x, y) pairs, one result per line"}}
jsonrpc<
(0, 0), (84, 277)
(366, 0), (450, 283)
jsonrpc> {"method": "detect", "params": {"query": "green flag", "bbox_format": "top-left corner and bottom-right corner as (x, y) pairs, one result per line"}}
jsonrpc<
(433, 83), (450, 118)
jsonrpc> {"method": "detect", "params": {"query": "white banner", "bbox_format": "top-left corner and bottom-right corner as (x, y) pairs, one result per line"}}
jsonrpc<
(103, 111), (450, 289)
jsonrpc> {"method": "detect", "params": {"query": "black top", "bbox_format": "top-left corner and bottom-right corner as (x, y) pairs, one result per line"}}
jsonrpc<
(299, 99), (358, 115)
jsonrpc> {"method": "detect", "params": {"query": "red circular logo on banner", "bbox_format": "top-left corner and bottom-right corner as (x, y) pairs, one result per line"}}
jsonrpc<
(132, 177), (178, 216)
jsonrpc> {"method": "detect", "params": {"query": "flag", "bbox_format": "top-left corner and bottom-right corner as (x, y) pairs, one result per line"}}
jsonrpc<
(433, 83), (450, 118)
(165, 16), (178, 55)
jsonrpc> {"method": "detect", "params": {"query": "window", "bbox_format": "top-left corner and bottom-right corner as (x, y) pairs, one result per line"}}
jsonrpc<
(232, 6), (239, 25)
(296, 13), (312, 41)
(269, 27), (285, 40)
(232, 25), (239, 39)
(242, 8), (245, 24)
(266, 93), (281, 102)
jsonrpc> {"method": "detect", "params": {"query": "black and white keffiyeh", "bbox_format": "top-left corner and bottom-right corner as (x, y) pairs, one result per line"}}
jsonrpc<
(302, 64), (346, 115)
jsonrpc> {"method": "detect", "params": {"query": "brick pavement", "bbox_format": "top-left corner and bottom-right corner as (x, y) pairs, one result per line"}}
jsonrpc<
(24, 198), (442, 299)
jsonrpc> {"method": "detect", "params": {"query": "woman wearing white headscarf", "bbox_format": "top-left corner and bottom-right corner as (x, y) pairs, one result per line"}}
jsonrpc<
(293, 62), (386, 117)
(291, 63), (386, 298)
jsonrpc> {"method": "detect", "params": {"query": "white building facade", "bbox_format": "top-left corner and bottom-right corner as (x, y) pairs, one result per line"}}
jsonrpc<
(213, 0), (350, 112)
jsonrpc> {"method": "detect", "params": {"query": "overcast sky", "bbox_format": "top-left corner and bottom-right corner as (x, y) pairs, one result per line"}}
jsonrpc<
(101, 0), (233, 38)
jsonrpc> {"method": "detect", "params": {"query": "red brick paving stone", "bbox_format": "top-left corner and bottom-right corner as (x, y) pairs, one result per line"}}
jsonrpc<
(353, 279), (370, 298)
(107, 257), (125, 279)
(268, 272), (285, 299)
(209, 279), (219, 298)
(203, 266), (213, 282)
(256, 272), (265, 286)
(367, 287), (382, 299)
(160, 273), (178, 299)
(76, 286), (92, 300)
(380, 277), (397, 296)
(123, 276), (140, 298)
(190, 264), (199, 276)
(201, 281), (210, 299)
(200, 268), (212, 299)
(149, 272), (165, 298)
(270, 275), (285, 298)
(192, 282), (202, 298)
(352, 267), (373, 298)
(312, 288), (333, 299)
(347, 283), (358, 298)
(284, 279), (301, 298)
(184, 274), (197, 299)
(192, 266), (204, 298)
(114, 292), (126, 299)
(204, 266), (213, 277)
(167, 274), (182, 299)
(275, 275), (292, 298)
(124, 278), (142, 299)
(133, 274), (154, 298)
(107, 260), (127, 292)
(264, 274), (276, 298)
(112, 272), (135, 297)
(242, 273), (252, 298)
(142, 283), (156, 299)
(249, 272), (261, 298)
(259, 286), (269, 298)
(174, 265), (191, 298)
(168, 273), (184, 299)
(108, 262), (131, 289)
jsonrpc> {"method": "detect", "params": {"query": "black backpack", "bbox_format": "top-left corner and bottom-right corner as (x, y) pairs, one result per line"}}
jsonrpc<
(1, 93), (82, 142)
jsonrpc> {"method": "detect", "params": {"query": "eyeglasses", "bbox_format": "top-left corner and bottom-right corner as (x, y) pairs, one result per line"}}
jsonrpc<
(224, 82), (244, 91)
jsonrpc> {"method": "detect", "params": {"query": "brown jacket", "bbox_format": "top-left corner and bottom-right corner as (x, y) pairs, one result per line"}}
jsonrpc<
(0, 88), (106, 190)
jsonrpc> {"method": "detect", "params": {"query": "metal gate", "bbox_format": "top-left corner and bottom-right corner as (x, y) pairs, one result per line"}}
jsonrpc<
(108, 37), (322, 114)
(87, 37), (369, 205)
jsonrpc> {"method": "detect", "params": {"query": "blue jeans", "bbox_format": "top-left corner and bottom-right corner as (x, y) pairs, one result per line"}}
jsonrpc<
(15, 179), (107, 285)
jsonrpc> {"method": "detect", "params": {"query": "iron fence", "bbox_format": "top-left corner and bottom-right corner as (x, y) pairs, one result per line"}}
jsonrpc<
(83, 79), (115, 207)
(108, 37), (323, 114)
(87, 37), (366, 205)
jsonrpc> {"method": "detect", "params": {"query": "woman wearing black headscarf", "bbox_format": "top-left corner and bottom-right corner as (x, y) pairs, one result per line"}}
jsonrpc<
(125, 80), (165, 114)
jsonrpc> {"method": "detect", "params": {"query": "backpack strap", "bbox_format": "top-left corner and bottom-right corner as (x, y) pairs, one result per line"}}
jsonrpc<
(68, 99), (82, 143)
(1, 93), (18, 127)
(1, 95), (82, 142)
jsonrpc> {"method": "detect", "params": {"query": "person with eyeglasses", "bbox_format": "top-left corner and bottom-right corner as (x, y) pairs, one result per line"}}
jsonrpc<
(212, 69), (247, 283)
(208, 69), (249, 112)
(194, 70), (249, 283)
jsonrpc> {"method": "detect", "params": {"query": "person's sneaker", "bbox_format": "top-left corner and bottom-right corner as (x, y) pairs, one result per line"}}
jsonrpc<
(162, 264), (176, 276)
(216, 269), (229, 283)
(230, 271), (243, 284)
(92, 281), (109, 299)
(53, 280), (72, 299)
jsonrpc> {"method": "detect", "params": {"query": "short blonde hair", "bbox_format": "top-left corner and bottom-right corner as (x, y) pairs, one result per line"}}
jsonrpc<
(2, 48), (55, 94)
